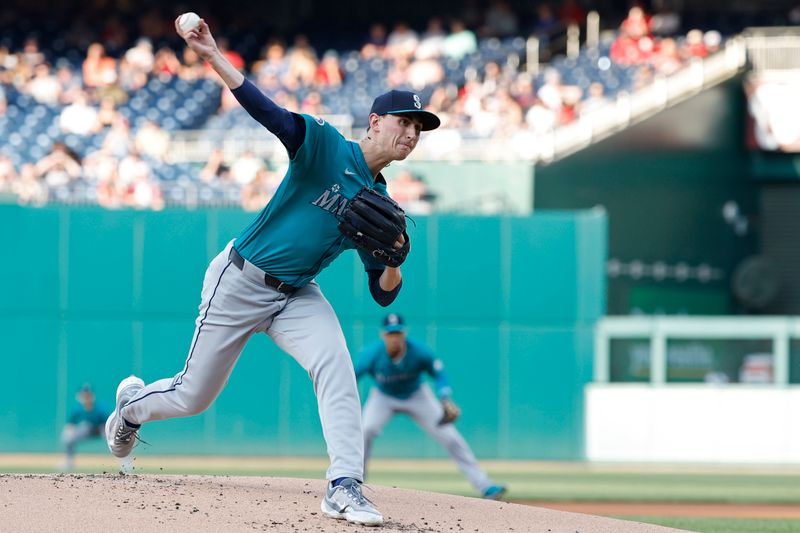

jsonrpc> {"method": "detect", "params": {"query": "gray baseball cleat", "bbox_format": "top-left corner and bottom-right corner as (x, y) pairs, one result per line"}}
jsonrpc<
(320, 478), (383, 526)
(105, 375), (145, 458)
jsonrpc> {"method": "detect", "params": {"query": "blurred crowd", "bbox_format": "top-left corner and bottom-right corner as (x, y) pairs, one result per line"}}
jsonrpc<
(0, 2), (730, 211)
(610, 6), (720, 75)
(0, 35), (209, 209)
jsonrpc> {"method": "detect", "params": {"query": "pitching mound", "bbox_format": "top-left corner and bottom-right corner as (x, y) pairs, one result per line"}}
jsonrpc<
(1, 474), (686, 532)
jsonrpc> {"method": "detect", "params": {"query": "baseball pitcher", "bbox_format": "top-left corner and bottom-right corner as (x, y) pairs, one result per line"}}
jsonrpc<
(103, 16), (442, 527)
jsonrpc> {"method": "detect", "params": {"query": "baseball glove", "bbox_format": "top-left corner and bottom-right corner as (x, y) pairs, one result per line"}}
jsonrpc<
(338, 187), (409, 268)
(438, 398), (461, 425)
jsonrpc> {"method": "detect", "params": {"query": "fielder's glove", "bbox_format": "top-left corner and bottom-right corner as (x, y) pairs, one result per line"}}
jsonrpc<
(438, 398), (461, 425)
(338, 187), (409, 268)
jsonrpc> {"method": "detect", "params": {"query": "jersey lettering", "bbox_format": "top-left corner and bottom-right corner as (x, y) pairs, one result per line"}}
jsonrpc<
(312, 188), (350, 215)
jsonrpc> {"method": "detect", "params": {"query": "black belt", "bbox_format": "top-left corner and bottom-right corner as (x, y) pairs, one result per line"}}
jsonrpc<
(229, 247), (299, 295)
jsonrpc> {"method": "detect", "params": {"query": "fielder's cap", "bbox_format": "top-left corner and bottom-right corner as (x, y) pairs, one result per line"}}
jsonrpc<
(382, 313), (406, 332)
(369, 90), (441, 131)
(76, 383), (95, 399)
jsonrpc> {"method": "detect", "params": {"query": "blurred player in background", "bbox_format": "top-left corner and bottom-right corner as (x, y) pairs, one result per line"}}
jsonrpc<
(103, 14), (441, 528)
(355, 313), (507, 499)
(60, 384), (109, 471)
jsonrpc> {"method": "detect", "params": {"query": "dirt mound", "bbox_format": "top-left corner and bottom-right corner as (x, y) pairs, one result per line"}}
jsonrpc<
(0, 474), (687, 532)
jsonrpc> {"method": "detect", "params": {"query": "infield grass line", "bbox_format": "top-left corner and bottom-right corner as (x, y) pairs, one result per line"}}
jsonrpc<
(5, 454), (800, 503)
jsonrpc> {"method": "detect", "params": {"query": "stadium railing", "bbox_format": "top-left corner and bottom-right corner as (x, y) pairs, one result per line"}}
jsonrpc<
(743, 26), (800, 71)
(527, 36), (746, 163)
(593, 315), (800, 385)
(167, 114), (354, 164)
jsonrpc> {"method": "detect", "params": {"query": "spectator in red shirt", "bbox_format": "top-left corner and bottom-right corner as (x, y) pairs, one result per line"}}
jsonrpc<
(621, 5), (651, 39)
(153, 47), (181, 77)
(314, 51), (343, 87)
(652, 37), (682, 75)
(683, 29), (709, 58)
(83, 42), (117, 89)
(611, 9), (654, 67)
(215, 37), (245, 72)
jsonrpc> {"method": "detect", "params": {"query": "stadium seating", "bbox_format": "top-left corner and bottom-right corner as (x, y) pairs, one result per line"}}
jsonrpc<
(0, 22), (715, 208)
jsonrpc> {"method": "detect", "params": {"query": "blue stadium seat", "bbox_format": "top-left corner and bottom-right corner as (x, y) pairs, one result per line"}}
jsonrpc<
(8, 132), (23, 149)
(27, 145), (46, 162)
(161, 117), (178, 131)
(165, 184), (186, 204)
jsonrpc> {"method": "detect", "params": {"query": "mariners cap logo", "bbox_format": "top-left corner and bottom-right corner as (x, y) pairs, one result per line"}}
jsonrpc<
(368, 90), (441, 131)
(382, 313), (406, 331)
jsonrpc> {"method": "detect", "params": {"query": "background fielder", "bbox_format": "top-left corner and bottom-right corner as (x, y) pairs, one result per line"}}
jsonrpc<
(355, 313), (507, 499)
(60, 384), (109, 471)
(103, 15), (441, 528)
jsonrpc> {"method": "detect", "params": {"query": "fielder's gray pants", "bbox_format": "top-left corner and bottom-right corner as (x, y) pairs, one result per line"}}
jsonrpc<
(62, 422), (101, 459)
(362, 384), (493, 494)
(121, 241), (364, 481)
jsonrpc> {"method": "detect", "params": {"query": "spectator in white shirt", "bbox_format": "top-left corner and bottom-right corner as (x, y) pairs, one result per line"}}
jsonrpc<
(118, 150), (152, 187)
(27, 63), (62, 105)
(35, 142), (82, 187)
(135, 120), (170, 162)
(60, 92), (98, 136)
(230, 150), (266, 186)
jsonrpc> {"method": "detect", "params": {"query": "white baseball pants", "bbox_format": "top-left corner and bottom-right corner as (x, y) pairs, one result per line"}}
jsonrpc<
(362, 383), (493, 493)
(121, 241), (364, 481)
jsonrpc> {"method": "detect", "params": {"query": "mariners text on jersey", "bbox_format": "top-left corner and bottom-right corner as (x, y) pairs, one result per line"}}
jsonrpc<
(234, 114), (388, 287)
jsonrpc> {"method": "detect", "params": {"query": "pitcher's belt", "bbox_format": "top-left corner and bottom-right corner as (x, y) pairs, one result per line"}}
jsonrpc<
(229, 247), (299, 295)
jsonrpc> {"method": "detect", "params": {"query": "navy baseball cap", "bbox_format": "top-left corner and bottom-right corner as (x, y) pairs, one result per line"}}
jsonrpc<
(76, 383), (95, 399)
(370, 90), (441, 131)
(382, 313), (406, 332)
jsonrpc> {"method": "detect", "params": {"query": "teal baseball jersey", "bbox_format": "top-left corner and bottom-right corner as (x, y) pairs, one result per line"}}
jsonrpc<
(234, 114), (385, 287)
(68, 402), (109, 427)
(354, 337), (453, 400)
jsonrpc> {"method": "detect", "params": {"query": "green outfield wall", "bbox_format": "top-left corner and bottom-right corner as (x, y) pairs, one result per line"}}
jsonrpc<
(0, 205), (605, 459)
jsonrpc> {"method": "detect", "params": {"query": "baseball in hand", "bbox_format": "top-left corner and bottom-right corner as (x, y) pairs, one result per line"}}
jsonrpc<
(178, 12), (201, 33)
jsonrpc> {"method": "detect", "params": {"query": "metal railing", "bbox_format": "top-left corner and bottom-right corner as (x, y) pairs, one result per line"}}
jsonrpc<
(167, 114), (353, 164)
(594, 316), (800, 385)
(526, 36), (747, 163)
(743, 26), (800, 71)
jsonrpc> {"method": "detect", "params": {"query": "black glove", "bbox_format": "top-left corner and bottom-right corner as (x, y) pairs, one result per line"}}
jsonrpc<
(338, 187), (410, 268)
(439, 398), (461, 425)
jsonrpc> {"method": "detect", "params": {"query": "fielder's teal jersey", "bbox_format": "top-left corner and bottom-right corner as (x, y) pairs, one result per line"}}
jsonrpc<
(354, 338), (453, 400)
(68, 402), (110, 427)
(234, 114), (385, 287)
